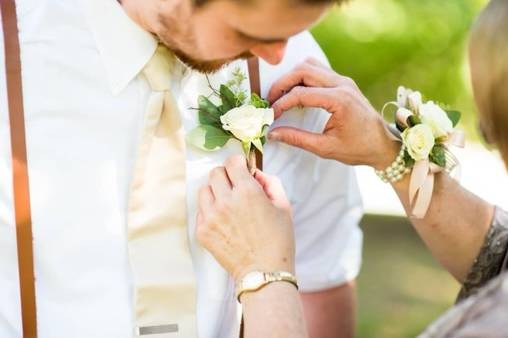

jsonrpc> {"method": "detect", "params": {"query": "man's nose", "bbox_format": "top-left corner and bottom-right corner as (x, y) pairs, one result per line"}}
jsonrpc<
(250, 41), (288, 65)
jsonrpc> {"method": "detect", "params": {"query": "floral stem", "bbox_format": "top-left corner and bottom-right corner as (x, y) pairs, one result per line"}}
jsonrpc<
(247, 148), (257, 175)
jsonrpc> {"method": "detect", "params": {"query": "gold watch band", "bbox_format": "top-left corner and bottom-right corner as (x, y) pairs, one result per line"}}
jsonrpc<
(236, 271), (298, 302)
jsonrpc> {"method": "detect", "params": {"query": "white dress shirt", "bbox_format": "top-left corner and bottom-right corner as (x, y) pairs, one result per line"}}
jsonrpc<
(0, 0), (363, 337)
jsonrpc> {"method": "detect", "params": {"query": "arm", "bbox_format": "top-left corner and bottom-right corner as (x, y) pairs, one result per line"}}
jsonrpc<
(261, 33), (362, 338)
(280, 147), (360, 338)
(392, 170), (493, 281)
(300, 283), (356, 338)
(196, 155), (306, 338)
(267, 58), (494, 282)
(242, 283), (307, 338)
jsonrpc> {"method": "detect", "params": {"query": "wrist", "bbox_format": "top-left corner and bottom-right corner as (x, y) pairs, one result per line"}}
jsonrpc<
(236, 270), (299, 303)
(234, 261), (295, 284)
(239, 279), (299, 304)
(371, 129), (401, 171)
(364, 118), (401, 170)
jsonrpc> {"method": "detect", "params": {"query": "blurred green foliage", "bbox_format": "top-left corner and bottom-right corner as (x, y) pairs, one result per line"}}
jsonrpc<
(357, 215), (459, 338)
(312, 0), (488, 140)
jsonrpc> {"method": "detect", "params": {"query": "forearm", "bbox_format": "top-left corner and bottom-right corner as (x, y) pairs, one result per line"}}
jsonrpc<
(242, 283), (307, 338)
(392, 171), (494, 281)
(301, 282), (356, 338)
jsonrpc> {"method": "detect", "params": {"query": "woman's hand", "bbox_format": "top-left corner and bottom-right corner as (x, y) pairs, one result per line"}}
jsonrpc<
(196, 155), (295, 282)
(268, 58), (399, 170)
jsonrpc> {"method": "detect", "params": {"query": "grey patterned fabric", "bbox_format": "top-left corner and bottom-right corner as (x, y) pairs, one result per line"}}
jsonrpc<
(459, 207), (508, 301)
(418, 273), (508, 338)
(418, 207), (508, 338)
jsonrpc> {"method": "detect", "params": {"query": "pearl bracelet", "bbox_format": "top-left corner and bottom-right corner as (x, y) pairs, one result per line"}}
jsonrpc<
(375, 144), (412, 183)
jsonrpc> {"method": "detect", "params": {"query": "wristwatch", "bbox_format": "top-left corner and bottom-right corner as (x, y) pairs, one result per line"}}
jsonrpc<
(236, 271), (298, 302)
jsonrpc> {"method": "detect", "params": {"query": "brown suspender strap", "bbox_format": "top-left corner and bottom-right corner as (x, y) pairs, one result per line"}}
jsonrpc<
(247, 57), (261, 96)
(247, 57), (263, 171)
(1, 1), (38, 337)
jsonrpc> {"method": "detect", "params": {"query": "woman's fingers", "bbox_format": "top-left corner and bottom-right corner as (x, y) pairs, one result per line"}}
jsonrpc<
(267, 61), (340, 103)
(209, 167), (232, 199)
(272, 86), (338, 118)
(254, 170), (291, 210)
(224, 155), (256, 187)
(303, 56), (328, 69)
(197, 155), (296, 282)
(269, 126), (329, 158)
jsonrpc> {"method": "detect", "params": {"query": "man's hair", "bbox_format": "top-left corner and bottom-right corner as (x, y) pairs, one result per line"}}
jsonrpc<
(194, 0), (335, 6)
(469, 0), (508, 165)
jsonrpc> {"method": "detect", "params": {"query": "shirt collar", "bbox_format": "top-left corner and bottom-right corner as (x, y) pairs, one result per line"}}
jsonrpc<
(78, 0), (158, 95)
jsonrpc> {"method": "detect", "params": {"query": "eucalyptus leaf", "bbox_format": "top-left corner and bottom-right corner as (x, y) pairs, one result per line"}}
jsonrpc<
(250, 93), (270, 109)
(407, 115), (421, 127)
(187, 125), (232, 151)
(446, 110), (461, 127)
(220, 85), (238, 112)
(403, 149), (415, 168)
(198, 96), (222, 126)
(430, 144), (447, 167)
(236, 91), (247, 105)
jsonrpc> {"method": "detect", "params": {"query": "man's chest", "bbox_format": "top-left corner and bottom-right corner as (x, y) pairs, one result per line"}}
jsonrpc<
(0, 29), (302, 333)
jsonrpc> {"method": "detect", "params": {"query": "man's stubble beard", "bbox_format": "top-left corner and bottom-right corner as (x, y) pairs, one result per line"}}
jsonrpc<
(156, 14), (253, 74)
(171, 47), (253, 74)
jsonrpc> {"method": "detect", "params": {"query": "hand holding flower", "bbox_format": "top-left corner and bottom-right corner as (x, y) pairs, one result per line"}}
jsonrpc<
(196, 155), (295, 282)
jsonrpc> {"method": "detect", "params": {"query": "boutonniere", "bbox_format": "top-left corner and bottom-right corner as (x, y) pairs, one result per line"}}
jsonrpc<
(187, 68), (273, 172)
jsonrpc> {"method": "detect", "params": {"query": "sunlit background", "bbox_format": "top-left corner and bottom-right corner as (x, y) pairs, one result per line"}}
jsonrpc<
(311, 1), (500, 337)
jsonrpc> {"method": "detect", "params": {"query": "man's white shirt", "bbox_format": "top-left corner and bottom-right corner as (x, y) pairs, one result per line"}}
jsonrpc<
(0, 0), (363, 337)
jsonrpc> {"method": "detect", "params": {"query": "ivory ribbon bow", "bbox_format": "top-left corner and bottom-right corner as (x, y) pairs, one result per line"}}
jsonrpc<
(395, 110), (465, 218)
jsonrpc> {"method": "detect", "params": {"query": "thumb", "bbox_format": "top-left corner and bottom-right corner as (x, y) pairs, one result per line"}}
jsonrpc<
(268, 127), (326, 156)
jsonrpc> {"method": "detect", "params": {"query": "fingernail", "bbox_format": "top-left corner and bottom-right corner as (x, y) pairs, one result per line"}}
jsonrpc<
(268, 131), (280, 141)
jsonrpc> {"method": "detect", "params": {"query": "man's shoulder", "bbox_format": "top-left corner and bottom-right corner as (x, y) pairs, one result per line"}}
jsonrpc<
(260, 31), (329, 93)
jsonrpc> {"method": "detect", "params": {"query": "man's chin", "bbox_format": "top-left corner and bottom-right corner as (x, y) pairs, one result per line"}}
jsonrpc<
(173, 49), (253, 74)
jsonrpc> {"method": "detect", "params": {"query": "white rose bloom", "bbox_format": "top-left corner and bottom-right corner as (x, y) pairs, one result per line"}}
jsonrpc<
(220, 105), (274, 142)
(420, 101), (453, 138)
(402, 124), (435, 161)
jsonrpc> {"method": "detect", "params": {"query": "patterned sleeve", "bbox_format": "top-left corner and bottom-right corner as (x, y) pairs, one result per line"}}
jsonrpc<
(418, 273), (508, 338)
(457, 207), (508, 301)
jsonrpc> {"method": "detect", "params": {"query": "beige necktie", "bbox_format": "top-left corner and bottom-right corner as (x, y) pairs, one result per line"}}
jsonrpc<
(127, 45), (198, 337)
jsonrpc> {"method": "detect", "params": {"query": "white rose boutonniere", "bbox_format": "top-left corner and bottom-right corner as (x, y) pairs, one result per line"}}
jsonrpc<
(187, 68), (273, 170)
(220, 105), (274, 153)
